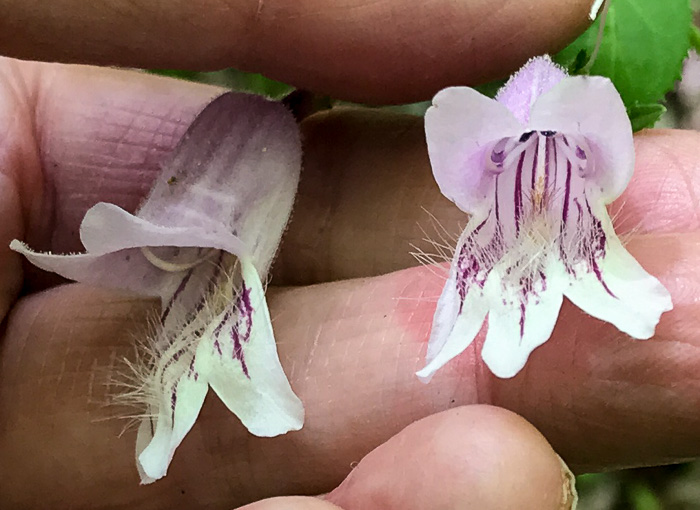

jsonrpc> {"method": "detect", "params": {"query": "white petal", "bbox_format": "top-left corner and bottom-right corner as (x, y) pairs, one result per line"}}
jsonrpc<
(425, 87), (523, 215)
(424, 270), (461, 365)
(564, 205), (673, 339)
(416, 278), (488, 382)
(481, 270), (565, 378)
(417, 219), (496, 382)
(528, 76), (634, 202)
(9, 238), (221, 312)
(495, 56), (567, 124)
(136, 375), (208, 483)
(195, 258), (304, 436)
(80, 203), (248, 257)
(416, 258), (486, 383)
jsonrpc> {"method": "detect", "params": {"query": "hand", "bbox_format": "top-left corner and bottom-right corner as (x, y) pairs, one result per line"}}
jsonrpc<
(1, 0), (699, 508)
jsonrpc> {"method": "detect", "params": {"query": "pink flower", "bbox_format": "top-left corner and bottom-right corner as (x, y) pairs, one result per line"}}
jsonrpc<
(10, 93), (304, 482)
(418, 56), (673, 381)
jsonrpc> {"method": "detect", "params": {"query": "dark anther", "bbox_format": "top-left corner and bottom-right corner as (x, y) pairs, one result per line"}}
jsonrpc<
(519, 131), (535, 142)
(491, 150), (505, 164)
(540, 130), (557, 137)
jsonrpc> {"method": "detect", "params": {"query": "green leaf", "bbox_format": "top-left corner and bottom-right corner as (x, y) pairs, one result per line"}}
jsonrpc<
(555, 0), (692, 108)
(148, 69), (202, 81)
(474, 79), (506, 98)
(690, 24), (700, 54)
(230, 71), (294, 99)
(627, 481), (662, 510)
(628, 103), (667, 131)
(147, 69), (294, 99)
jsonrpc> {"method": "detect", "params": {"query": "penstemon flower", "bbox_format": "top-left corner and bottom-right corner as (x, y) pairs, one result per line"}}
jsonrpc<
(417, 56), (673, 381)
(10, 92), (304, 482)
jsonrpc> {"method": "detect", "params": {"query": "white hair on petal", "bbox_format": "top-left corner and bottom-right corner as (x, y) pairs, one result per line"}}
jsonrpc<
(410, 208), (461, 280)
(109, 253), (245, 429)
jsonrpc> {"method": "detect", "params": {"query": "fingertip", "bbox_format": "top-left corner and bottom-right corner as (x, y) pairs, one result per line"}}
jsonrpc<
(327, 405), (576, 510)
(237, 496), (342, 510)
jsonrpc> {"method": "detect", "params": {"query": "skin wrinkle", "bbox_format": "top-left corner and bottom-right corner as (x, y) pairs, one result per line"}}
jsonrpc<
(0, 59), (35, 205)
(676, 159), (700, 229)
(393, 269), (481, 411)
(0, 175), (22, 318)
(0, 61), (43, 316)
(617, 131), (700, 235)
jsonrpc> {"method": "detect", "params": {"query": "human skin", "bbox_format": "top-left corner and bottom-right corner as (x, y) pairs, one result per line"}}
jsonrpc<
(1, 0), (699, 508)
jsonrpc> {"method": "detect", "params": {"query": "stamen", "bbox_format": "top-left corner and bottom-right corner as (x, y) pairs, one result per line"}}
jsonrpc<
(514, 152), (525, 233)
(562, 161), (572, 224)
(555, 136), (590, 177)
(532, 134), (547, 210)
(544, 137), (551, 194)
(487, 138), (509, 173)
(141, 247), (218, 272)
(502, 133), (538, 169)
(491, 150), (505, 164)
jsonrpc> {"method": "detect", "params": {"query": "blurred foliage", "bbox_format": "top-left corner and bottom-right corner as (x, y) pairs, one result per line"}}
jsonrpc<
(149, 69), (294, 99)
(576, 464), (700, 510)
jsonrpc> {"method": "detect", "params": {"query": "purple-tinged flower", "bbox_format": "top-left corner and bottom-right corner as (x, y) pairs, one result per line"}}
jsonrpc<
(10, 92), (304, 482)
(417, 56), (673, 381)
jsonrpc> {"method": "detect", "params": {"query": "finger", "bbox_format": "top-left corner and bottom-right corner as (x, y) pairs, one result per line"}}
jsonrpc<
(0, 0), (592, 103)
(2, 230), (698, 507)
(326, 406), (576, 510)
(237, 497), (340, 510)
(238, 408), (576, 510)
(278, 113), (700, 283)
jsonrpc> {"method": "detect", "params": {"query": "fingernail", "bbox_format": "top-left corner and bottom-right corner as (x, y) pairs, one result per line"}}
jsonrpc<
(558, 455), (578, 510)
